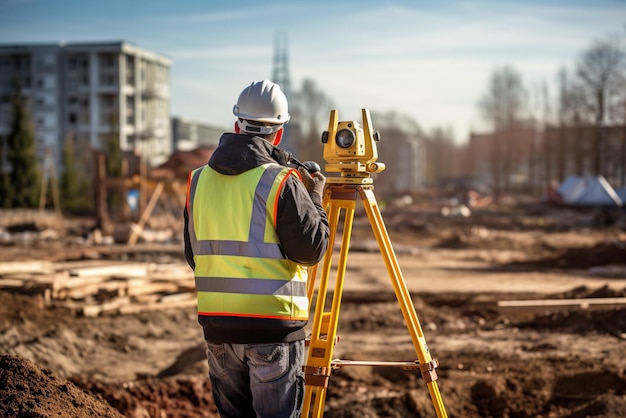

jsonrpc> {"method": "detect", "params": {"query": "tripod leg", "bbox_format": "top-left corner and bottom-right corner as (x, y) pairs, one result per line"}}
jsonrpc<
(306, 186), (333, 309)
(359, 187), (448, 418)
(303, 186), (358, 417)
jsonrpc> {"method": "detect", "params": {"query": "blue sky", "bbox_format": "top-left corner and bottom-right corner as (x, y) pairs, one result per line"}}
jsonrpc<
(1, 0), (625, 143)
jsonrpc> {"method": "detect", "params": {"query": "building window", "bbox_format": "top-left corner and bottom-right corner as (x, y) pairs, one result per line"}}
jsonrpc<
(100, 53), (116, 69)
(100, 94), (116, 107)
(125, 55), (135, 85)
(99, 74), (117, 86)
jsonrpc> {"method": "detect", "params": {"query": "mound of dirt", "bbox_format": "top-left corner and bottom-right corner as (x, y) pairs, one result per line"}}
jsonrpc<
(0, 354), (124, 418)
(0, 351), (219, 418)
(72, 375), (218, 418)
(513, 240), (626, 269)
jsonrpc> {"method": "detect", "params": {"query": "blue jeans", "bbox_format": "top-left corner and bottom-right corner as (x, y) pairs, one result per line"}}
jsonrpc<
(205, 340), (305, 418)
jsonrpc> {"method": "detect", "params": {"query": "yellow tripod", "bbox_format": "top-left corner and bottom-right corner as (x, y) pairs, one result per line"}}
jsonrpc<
(301, 109), (447, 417)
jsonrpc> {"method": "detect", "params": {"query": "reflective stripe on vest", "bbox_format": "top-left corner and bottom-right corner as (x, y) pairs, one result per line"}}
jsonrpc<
(187, 163), (308, 320)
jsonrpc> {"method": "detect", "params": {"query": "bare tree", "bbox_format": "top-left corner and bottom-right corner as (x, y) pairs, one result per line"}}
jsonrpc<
(478, 66), (527, 198)
(291, 79), (334, 162)
(607, 29), (626, 186)
(527, 79), (552, 196)
(424, 127), (457, 185)
(556, 69), (570, 181)
(575, 35), (625, 175)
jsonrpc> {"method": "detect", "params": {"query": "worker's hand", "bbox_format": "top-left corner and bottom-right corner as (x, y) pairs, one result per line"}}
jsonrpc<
(298, 166), (326, 197)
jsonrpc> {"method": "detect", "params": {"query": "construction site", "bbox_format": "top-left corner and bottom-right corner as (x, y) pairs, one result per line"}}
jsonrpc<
(2, 84), (626, 418)
(1, 173), (626, 417)
(2, 20), (626, 417)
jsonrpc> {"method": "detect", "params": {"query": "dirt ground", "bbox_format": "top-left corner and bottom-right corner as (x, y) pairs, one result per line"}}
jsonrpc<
(1, 202), (626, 417)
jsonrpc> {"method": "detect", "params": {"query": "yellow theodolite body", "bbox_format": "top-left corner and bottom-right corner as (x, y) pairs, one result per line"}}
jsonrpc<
(321, 109), (385, 178)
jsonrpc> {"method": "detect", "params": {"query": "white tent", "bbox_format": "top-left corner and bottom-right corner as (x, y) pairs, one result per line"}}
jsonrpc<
(557, 175), (623, 207)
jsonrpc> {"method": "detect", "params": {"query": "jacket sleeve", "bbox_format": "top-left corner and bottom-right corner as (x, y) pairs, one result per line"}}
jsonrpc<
(183, 206), (195, 270)
(276, 175), (330, 266)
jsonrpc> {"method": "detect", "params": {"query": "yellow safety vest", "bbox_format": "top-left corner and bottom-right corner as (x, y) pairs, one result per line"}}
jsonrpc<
(186, 163), (309, 321)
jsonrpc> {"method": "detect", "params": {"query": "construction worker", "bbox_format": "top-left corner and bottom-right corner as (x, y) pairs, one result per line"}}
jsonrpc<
(184, 79), (330, 418)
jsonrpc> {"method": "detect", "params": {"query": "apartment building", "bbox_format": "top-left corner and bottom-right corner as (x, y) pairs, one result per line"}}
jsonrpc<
(0, 40), (172, 168)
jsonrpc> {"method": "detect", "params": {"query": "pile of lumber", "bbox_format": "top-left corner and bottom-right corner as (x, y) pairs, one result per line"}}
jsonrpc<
(0, 260), (196, 317)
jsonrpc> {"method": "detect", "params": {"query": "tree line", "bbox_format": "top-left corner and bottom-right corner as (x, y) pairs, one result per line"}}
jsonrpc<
(476, 31), (626, 199)
(290, 27), (626, 198)
(0, 82), (111, 211)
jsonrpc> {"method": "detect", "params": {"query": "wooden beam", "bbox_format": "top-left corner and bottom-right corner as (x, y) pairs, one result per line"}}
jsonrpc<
(0, 261), (54, 275)
(117, 297), (196, 315)
(497, 297), (626, 313)
(68, 264), (147, 278)
(80, 296), (131, 317)
(127, 181), (165, 246)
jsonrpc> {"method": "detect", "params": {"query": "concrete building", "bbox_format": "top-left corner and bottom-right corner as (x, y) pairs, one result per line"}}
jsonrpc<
(0, 40), (172, 168)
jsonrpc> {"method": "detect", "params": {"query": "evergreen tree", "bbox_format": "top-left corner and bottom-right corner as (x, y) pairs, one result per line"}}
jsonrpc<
(6, 86), (40, 208)
(104, 112), (124, 213)
(60, 133), (90, 211)
(0, 135), (13, 208)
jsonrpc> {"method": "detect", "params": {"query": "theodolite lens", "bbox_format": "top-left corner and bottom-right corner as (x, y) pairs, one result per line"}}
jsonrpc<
(335, 129), (355, 149)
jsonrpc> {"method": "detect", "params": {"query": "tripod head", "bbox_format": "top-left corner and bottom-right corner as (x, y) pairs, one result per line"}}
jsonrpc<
(321, 109), (385, 183)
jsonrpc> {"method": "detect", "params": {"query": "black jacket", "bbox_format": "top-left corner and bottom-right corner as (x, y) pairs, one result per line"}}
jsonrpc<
(184, 133), (330, 343)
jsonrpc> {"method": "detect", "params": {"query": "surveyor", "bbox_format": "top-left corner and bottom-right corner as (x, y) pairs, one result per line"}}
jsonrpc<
(184, 79), (330, 418)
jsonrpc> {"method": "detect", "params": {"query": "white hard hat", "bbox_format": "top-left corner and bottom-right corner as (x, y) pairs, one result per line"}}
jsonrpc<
(233, 80), (290, 134)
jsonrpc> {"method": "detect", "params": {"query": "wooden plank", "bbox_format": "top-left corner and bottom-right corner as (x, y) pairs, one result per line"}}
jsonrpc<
(133, 294), (160, 304)
(160, 292), (195, 303)
(497, 297), (626, 313)
(148, 274), (195, 285)
(55, 280), (129, 300)
(0, 261), (54, 275)
(126, 281), (180, 296)
(147, 265), (194, 285)
(2, 272), (70, 292)
(117, 297), (196, 315)
(68, 264), (147, 278)
(51, 276), (118, 300)
(80, 297), (132, 317)
(52, 260), (122, 271)
(0, 278), (32, 288)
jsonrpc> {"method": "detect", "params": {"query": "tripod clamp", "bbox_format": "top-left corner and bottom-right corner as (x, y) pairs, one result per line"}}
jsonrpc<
(303, 358), (440, 388)
(417, 358), (440, 383)
(302, 365), (332, 388)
